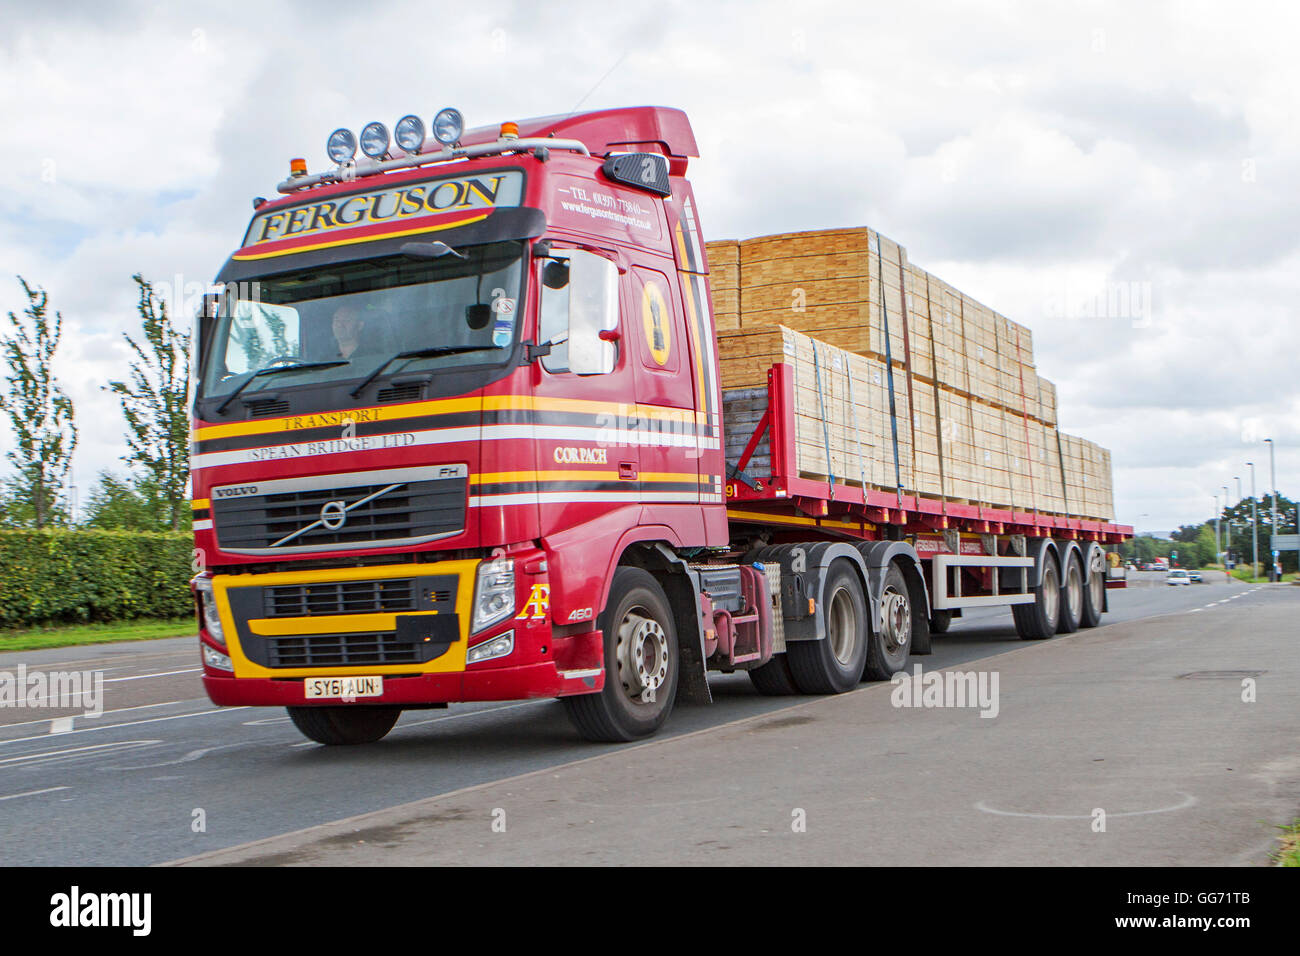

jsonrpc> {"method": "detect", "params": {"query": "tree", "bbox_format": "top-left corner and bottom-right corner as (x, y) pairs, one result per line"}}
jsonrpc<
(104, 274), (191, 531)
(81, 471), (163, 530)
(0, 277), (77, 528)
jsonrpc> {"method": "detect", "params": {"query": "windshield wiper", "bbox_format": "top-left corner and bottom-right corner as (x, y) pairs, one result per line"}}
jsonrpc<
(215, 360), (350, 415)
(349, 345), (497, 398)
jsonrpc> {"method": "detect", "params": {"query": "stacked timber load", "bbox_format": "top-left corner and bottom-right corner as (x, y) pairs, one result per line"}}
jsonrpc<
(708, 226), (1115, 521)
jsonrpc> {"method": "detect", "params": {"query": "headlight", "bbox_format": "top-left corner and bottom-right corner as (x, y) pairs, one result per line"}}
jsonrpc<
(471, 557), (515, 632)
(468, 630), (514, 664)
(192, 576), (225, 646)
(202, 644), (233, 672)
(432, 107), (464, 146)
(327, 128), (357, 163)
(359, 121), (390, 159)
(394, 114), (425, 153)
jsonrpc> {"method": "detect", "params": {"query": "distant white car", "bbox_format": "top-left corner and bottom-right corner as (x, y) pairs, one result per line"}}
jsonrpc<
(1166, 569), (1191, 586)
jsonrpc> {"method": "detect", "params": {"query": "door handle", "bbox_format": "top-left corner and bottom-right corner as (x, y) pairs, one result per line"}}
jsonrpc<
(618, 462), (637, 480)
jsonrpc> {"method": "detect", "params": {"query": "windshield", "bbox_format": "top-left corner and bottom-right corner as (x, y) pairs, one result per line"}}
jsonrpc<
(199, 240), (525, 400)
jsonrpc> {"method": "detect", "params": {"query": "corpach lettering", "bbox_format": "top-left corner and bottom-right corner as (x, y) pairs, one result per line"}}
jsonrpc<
(553, 446), (608, 464)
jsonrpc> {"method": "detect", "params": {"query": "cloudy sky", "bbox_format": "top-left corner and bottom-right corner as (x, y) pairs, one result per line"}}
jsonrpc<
(1, 0), (1296, 535)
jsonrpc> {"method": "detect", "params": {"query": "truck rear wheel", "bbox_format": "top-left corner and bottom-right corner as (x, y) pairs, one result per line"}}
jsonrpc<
(1080, 545), (1106, 628)
(1013, 553), (1060, 640)
(928, 609), (953, 634)
(863, 563), (912, 680)
(563, 567), (679, 742)
(788, 559), (868, 694)
(748, 653), (800, 695)
(1057, 552), (1084, 634)
(286, 705), (402, 745)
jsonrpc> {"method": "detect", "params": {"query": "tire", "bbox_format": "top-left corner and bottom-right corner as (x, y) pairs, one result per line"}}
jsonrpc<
(562, 567), (679, 742)
(1080, 545), (1106, 628)
(749, 653), (800, 695)
(788, 559), (868, 694)
(863, 563), (913, 681)
(286, 705), (401, 745)
(928, 609), (953, 634)
(1057, 551), (1084, 634)
(1013, 552), (1060, 640)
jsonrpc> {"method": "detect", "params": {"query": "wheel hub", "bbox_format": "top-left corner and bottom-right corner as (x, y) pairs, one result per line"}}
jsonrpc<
(879, 588), (910, 654)
(616, 611), (669, 704)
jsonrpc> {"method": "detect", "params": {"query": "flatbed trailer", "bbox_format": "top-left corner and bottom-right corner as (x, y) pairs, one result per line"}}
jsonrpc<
(190, 105), (1131, 746)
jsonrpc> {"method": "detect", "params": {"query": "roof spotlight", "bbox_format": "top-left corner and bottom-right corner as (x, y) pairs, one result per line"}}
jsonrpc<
(326, 128), (357, 164)
(394, 114), (426, 153)
(359, 121), (390, 159)
(432, 107), (464, 146)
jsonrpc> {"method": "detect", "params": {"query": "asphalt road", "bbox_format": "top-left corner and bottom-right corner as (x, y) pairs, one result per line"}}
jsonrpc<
(0, 570), (1291, 866)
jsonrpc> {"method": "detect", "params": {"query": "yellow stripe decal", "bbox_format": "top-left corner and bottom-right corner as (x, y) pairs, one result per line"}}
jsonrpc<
(248, 611), (437, 637)
(192, 395), (705, 443)
(192, 498), (211, 510)
(231, 213), (491, 260)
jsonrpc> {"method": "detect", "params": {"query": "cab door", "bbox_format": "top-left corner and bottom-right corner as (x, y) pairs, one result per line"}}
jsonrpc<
(529, 246), (640, 538)
(627, 264), (701, 505)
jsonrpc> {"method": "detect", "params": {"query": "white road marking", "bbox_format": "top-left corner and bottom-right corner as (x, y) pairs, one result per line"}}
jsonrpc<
(49, 716), (74, 734)
(101, 668), (201, 683)
(975, 792), (1196, 819)
(0, 707), (249, 747)
(0, 786), (69, 801)
(0, 740), (160, 768)
(0, 700), (182, 732)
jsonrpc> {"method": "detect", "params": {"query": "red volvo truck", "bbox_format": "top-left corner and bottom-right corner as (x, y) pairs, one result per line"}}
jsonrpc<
(191, 106), (1131, 744)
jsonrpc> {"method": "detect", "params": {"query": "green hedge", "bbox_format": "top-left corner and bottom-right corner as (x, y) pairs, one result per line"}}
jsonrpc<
(0, 529), (193, 628)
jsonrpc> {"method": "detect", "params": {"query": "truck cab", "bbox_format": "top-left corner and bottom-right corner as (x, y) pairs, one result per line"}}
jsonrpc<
(192, 107), (732, 742)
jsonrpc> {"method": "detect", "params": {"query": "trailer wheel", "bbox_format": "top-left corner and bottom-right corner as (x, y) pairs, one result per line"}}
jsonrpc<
(787, 559), (868, 694)
(563, 567), (679, 742)
(1012, 553), (1060, 640)
(928, 609), (953, 634)
(862, 563), (912, 680)
(748, 653), (800, 695)
(286, 706), (401, 745)
(1057, 551), (1084, 634)
(1080, 545), (1106, 628)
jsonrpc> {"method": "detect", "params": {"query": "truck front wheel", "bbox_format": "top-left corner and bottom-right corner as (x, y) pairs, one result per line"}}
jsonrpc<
(563, 567), (679, 742)
(286, 705), (402, 745)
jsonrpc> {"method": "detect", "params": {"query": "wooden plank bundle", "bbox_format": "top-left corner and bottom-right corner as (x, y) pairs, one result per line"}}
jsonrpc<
(708, 227), (1115, 521)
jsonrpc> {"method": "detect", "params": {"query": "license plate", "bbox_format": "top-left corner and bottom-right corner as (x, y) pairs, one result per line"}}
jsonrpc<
(304, 676), (384, 700)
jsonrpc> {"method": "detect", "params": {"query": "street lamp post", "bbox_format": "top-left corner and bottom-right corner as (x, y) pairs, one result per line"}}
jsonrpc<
(1247, 461), (1258, 579)
(1214, 494), (1220, 564)
(1222, 484), (1230, 565)
(1264, 438), (1277, 579)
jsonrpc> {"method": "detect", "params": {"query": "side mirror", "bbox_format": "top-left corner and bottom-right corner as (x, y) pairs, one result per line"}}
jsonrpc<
(566, 250), (619, 376)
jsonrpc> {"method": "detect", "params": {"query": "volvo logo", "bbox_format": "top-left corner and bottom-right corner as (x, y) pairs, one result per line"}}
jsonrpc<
(319, 500), (348, 530)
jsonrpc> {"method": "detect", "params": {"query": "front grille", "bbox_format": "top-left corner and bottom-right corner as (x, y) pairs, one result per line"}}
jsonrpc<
(212, 475), (466, 552)
(267, 632), (422, 667)
(265, 579), (414, 616)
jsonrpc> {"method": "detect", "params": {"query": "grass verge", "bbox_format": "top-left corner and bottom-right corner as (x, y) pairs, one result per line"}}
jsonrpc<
(1276, 820), (1300, 867)
(0, 617), (196, 653)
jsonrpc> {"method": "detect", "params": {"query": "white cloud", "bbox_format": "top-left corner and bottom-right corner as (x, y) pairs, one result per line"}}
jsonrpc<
(0, 0), (1297, 534)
